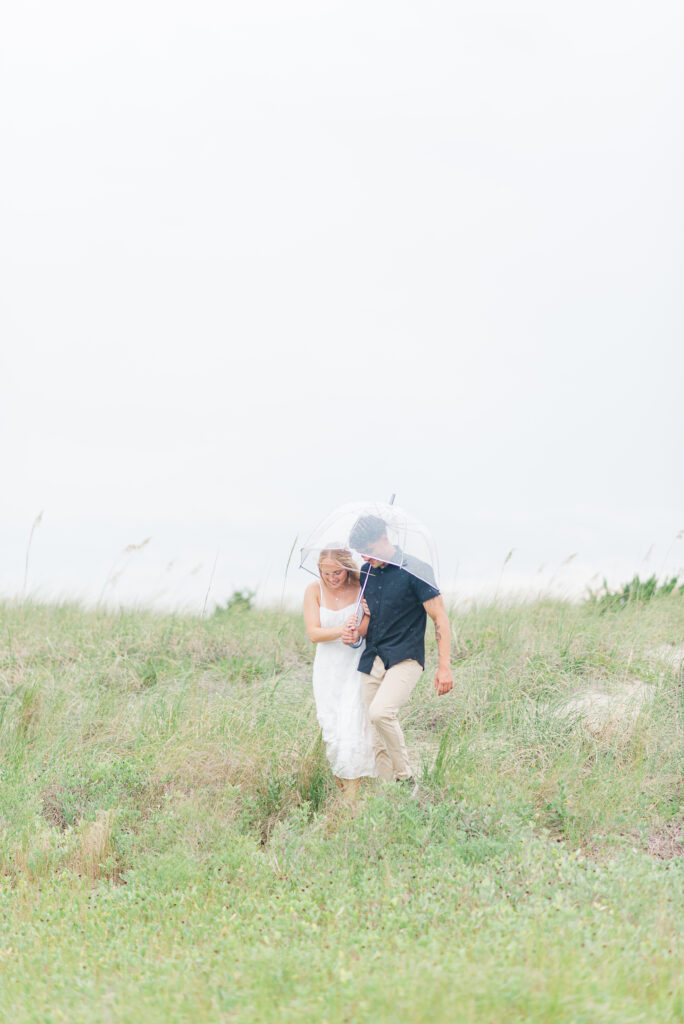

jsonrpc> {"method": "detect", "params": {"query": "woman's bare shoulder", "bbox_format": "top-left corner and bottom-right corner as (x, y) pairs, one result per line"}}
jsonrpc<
(304, 580), (321, 600)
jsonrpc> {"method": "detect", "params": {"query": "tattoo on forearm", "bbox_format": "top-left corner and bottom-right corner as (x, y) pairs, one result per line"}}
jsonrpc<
(435, 624), (442, 643)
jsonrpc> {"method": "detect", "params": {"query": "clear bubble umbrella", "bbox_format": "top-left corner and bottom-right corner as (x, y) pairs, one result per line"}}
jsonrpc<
(300, 499), (440, 646)
(300, 497), (439, 586)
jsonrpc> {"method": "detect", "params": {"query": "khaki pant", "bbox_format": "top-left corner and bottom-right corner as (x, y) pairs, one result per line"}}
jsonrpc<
(361, 656), (423, 781)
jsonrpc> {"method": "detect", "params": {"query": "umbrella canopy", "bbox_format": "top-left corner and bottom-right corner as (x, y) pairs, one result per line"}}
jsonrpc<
(299, 499), (439, 589)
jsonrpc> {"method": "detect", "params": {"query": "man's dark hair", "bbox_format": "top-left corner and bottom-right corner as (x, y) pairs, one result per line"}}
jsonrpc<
(349, 515), (387, 552)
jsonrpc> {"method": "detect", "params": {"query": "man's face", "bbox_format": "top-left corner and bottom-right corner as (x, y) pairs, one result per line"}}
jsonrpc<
(361, 536), (394, 567)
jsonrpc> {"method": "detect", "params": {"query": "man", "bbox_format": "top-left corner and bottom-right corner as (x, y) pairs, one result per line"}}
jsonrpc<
(343, 514), (453, 788)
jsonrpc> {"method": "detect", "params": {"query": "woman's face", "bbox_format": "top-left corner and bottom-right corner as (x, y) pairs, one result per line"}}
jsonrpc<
(319, 559), (348, 589)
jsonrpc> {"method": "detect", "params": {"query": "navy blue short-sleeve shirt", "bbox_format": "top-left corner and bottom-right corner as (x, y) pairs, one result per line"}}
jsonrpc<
(358, 551), (440, 674)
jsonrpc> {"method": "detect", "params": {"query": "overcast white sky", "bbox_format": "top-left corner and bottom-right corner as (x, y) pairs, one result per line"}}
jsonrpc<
(2, 0), (682, 611)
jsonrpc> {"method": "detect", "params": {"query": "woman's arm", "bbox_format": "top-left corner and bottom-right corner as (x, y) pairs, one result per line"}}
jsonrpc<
(303, 583), (346, 643)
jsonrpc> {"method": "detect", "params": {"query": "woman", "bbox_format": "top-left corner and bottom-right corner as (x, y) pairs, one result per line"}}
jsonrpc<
(303, 548), (376, 801)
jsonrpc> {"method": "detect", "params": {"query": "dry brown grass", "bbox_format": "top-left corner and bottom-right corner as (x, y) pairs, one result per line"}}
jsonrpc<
(70, 809), (117, 881)
(647, 823), (684, 860)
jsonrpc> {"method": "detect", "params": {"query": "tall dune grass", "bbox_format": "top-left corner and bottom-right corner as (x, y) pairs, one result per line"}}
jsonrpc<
(0, 595), (681, 1022)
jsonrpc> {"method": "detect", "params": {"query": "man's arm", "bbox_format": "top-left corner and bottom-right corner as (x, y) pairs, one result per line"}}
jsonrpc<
(423, 595), (453, 695)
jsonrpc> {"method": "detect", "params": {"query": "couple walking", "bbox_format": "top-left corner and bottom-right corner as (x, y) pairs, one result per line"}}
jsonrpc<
(303, 513), (453, 801)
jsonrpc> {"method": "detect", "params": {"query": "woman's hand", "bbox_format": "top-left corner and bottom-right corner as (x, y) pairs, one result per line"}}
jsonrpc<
(342, 619), (360, 645)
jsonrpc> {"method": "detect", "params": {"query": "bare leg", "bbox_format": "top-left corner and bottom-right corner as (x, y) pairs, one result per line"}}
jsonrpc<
(341, 778), (360, 804)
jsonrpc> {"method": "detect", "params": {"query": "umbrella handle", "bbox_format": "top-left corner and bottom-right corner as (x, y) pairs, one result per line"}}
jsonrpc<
(349, 563), (372, 648)
(348, 607), (365, 648)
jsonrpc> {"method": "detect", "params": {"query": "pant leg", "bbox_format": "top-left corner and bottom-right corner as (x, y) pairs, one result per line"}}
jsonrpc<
(360, 657), (394, 782)
(366, 659), (423, 781)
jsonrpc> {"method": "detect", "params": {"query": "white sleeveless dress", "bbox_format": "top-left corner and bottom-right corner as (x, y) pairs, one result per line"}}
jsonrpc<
(312, 597), (377, 780)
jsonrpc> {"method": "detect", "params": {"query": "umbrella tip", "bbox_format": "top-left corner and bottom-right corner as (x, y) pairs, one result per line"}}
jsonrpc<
(389, 493), (396, 505)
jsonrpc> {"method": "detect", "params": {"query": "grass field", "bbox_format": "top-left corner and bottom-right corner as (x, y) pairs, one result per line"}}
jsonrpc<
(0, 594), (682, 1023)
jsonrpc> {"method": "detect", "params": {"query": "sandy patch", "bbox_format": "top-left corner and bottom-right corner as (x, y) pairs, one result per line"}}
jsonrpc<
(554, 681), (654, 740)
(650, 644), (684, 670)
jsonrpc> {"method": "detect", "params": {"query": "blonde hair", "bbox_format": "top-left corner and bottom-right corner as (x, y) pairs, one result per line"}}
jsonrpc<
(317, 548), (360, 587)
